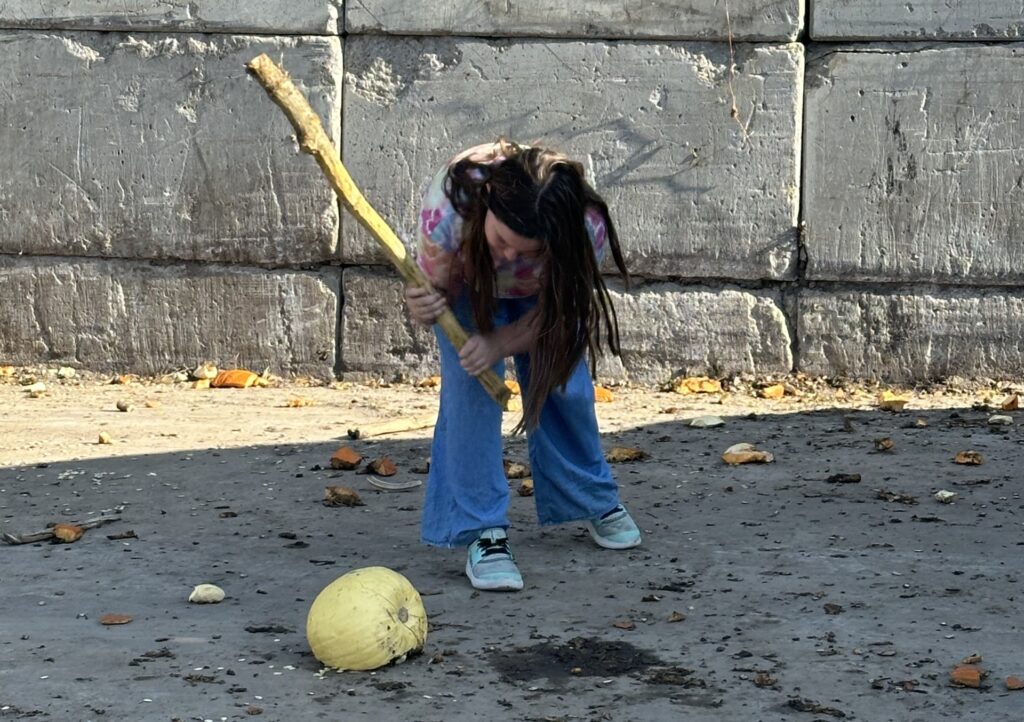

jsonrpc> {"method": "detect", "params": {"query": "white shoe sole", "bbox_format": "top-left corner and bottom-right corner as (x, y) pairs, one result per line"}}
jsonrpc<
(588, 524), (642, 550)
(465, 559), (524, 591)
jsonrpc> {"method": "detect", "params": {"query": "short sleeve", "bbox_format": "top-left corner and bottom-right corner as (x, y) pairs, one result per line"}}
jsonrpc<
(416, 165), (461, 288)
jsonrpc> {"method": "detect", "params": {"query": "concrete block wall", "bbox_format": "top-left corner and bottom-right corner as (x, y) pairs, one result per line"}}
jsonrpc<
(1, 2), (1021, 384)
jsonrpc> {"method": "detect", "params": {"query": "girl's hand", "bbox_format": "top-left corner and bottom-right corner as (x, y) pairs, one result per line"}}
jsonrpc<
(459, 334), (505, 376)
(404, 286), (447, 326)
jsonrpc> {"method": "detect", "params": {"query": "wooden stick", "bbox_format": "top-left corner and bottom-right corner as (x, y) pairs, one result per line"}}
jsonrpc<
(347, 413), (438, 440)
(2, 508), (124, 545)
(246, 54), (512, 410)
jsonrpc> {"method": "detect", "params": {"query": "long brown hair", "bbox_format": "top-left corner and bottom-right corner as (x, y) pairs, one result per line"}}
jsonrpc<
(444, 139), (629, 431)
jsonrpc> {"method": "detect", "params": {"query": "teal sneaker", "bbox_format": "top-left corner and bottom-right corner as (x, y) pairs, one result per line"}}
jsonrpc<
(466, 528), (524, 591)
(588, 505), (642, 550)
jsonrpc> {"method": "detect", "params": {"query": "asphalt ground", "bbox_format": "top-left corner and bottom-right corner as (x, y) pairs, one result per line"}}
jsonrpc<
(1, 377), (1022, 721)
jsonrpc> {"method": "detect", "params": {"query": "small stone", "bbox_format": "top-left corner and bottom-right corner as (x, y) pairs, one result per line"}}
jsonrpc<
(689, 415), (725, 428)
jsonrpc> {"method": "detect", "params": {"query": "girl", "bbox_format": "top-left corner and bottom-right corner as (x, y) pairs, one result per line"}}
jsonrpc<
(405, 139), (640, 592)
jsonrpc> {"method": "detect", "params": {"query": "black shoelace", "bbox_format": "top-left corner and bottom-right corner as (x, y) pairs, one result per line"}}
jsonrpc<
(477, 537), (511, 558)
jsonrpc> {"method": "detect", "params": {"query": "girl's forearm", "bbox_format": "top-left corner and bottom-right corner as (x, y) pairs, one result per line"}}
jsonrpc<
(493, 306), (540, 357)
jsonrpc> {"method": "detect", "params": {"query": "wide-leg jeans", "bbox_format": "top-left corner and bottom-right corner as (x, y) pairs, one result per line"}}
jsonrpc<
(421, 292), (621, 548)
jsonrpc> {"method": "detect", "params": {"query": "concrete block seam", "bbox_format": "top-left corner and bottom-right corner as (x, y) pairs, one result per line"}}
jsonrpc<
(0, 2), (344, 36)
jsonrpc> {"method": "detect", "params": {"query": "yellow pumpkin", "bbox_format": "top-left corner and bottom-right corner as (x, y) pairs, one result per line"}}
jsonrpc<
(306, 567), (427, 670)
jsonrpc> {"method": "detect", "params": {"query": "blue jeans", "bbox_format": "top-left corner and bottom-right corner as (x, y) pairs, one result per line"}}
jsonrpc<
(421, 292), (622, 548)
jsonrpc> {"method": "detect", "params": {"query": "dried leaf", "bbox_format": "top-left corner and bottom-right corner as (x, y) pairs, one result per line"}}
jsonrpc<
(594, 385), (614, 403)
(505, 379), (521, 395)
(144, 399), (161, 409)
(212, 369), (259, 389)
(961, 653), (983, 665)
(504, 396), (523, 413)
(667, 611), (686, 623)
(824, 603), (844, 615)
(193, 379), (212, 390)
(503, 459), (531, 479)
(98, 431), (113, 445)
(954, 450), (984, 466)
(517, 479), (534, 497)
(416, 376), (441, 388)
(722, 443), (774, 465)
(366, 456), (397, 477)
(52, 523), (84, 543)
(605, 446), (649, 463)
(950, 665), (984, 688)
(759, 384), (785, 400)
(323, 486), (364, 507)
(878, 390), (909, 412)
(826, 473), (861, 484)
(284, 396), (315, 408)
(788, 699), (847, 716)
(1001, 394), (1019, 411)
(1007, 676), (1024, 691)
(672, 376), (722, 395)
(754, 672), (777, 688)
(100, 613), (133, 626)
(329, 446), (363, 470)
(876, 489), (918, 505)
(612, 619), (636, 631)
(0, 365), (15, 376)
(874, 437), (894, 452)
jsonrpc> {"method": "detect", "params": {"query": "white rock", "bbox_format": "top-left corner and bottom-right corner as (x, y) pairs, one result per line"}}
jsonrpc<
(188, 584), (225, 604)
(987, 414), (1013, 426)
(689, 415), (725, 428)
(934, 490), (957, 504)
(724, 443), (756, 455)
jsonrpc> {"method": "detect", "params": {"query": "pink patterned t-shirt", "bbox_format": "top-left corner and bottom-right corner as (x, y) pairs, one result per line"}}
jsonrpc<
(415, 151), (609, 299)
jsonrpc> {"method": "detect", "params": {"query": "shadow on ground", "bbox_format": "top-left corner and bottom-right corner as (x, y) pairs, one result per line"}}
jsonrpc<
(1, 406), (1021, 721)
